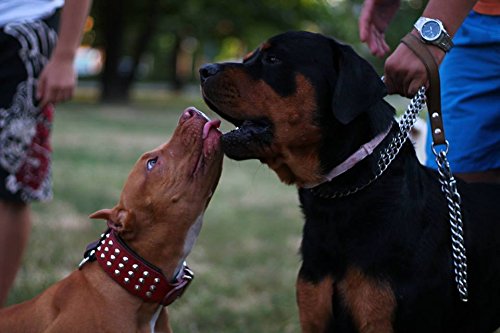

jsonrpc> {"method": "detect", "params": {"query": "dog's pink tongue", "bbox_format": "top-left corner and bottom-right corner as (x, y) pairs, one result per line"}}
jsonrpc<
(202, 119), (221, 139)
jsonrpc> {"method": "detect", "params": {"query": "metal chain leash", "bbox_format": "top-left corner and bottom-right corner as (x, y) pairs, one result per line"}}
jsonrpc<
(311, 85), (469, 302)
(377, 86), (427, 176)
(432, 143), (469, 302)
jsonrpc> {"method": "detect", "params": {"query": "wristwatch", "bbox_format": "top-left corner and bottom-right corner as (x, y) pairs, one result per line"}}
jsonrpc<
(414, 17), (454, 52)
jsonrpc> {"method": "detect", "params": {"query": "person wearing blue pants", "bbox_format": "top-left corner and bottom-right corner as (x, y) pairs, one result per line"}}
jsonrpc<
(359, 0), (499, 184)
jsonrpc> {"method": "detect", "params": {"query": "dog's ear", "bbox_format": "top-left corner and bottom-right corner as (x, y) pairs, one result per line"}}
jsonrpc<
(89, 208), (113, 221)
(89, 207), (133, 233)
(330, 40), (387, 124)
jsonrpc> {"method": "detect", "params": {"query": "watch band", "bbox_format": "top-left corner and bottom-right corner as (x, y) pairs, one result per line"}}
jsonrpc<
(414, 17), (454, 52)
(434, 33), (454, 52)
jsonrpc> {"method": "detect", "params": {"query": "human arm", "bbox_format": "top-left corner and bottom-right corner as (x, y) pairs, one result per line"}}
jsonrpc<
(383, 0), (478, 97)
(359, 0), (478, 97)
(359, 0), (401, 58)
(36, 0), (93, 107)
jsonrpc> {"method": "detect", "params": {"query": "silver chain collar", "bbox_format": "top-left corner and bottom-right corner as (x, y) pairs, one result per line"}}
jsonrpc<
(310, 86), (427, 199)
(310, 86), (469, 302)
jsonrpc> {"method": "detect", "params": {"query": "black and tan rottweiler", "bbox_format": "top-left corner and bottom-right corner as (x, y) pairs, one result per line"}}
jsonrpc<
(199, 31), (500, 333)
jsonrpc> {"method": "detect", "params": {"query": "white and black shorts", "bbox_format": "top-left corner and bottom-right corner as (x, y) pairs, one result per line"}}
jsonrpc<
(0, 13), (58, 203)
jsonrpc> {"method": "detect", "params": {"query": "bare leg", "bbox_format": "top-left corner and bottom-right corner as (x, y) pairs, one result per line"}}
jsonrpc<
(0, 200), (31, 306)
(456, 168), (500, 184)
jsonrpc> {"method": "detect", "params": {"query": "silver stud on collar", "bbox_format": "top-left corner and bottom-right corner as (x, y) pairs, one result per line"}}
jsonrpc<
(108, 240), (113, 246)
(134, 285), (140, 291)
(124, 277), (130, 284)
(138, 278), (144, 284)
(114, 249), (120, 254)
(118, 263), (124, 269)
(104, 247), (109, 252)
(100, 253), (105, 259)
(110, 255), (116, 260)
(114, 269), (120, 275)
(143, 271), (149, 277)
(128, 271), (134, 277)
(132, 264), (138, 270)
(150, 285), (156, 291)
(106, 261), (112, 267)
(154, 278), (160, 284)
(123, 256), (129, 262)
(146, 291), (152, 298)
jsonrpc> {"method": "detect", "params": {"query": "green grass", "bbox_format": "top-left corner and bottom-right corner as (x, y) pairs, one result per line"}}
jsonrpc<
(9, 92), (497, 333)
(7, 93), (303, 332)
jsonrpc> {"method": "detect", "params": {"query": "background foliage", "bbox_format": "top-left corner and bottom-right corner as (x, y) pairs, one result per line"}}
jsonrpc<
(85, 0), (423, 101)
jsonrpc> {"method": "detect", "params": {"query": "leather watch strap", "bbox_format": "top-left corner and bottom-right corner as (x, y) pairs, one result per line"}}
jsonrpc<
(401, 33), (446, 145)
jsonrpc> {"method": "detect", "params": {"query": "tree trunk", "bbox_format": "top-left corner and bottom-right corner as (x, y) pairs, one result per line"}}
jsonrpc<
(99, 0), (126, 103)
(99, 0), (160, 103)
(169, 33), (183, 92)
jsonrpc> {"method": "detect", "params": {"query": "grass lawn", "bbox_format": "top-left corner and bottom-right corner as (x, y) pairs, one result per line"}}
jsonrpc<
(7, 92), (303, 332)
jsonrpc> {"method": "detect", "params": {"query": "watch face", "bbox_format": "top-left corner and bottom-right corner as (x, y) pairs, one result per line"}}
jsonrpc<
(421, 20), (441, 41)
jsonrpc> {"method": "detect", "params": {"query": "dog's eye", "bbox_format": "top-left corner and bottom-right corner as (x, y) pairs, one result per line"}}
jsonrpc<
(146, 157), (158, 171)
(264, 54), (281, 65)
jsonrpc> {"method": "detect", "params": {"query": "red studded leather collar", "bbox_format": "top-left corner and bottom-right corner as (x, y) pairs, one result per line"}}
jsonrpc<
(79, 229), (194, 306)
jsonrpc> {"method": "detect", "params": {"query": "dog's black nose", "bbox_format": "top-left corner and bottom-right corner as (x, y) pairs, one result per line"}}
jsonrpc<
(199, 63), (222, 83)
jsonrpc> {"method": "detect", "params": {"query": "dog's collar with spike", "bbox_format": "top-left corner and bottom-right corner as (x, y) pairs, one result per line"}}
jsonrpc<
(79, 229), (194, 306)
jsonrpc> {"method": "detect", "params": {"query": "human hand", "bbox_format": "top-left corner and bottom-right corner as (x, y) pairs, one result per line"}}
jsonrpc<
(359, 0), (401, 57)
(36, 56), (76, 108)
(383, 37), (445, 97)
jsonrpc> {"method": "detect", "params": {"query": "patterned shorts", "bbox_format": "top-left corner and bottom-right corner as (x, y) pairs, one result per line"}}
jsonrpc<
(0, 16), (58, 203)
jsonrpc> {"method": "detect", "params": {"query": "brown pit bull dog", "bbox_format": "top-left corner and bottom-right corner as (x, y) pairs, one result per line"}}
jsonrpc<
(0, 107), (223, 333)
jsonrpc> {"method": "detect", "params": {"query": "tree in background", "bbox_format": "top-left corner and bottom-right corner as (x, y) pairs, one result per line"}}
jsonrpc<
(89, 0), (421, 103)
